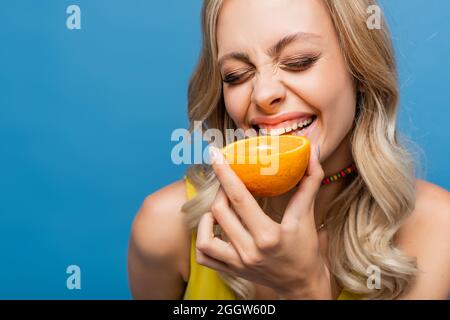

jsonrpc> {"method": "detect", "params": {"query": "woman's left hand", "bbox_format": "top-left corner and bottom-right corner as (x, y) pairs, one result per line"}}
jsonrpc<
(196, 144), (332, 299)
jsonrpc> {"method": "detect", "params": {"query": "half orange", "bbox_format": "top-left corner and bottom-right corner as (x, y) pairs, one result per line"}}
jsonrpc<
(221, 135), (310, 197)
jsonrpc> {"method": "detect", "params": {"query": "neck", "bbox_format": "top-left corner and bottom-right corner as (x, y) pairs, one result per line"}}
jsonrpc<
(266, 133), (354, 227)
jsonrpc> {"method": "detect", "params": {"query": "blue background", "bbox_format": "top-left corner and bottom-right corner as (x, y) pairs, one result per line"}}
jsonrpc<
(0, 1), (448, 299)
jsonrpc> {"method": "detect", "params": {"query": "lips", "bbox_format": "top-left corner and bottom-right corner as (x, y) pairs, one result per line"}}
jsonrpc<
(250, 111), (316, 128)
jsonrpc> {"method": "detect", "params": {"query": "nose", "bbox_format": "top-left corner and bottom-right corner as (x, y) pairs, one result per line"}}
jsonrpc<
(251, 65), (286, 114)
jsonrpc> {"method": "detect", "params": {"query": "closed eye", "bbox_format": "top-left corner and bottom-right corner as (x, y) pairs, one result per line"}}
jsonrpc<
(282, 54), (321, 71)
(222, 54), (321, 85)
(222, 70), (253, 85)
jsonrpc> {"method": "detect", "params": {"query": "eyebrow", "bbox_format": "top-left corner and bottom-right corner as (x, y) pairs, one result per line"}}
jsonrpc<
(218, 31), (322, 68)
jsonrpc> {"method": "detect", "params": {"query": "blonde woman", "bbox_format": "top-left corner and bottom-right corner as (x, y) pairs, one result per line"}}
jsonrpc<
(128, 0), (450, 300)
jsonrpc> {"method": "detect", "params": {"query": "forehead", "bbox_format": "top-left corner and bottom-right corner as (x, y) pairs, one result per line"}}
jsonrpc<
(216, 0), (332, 56)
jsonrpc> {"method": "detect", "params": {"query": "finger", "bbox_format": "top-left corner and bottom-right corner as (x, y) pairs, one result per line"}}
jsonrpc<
(195, 248), (234, 274)
(282, 143), (324, 225)
(212, 188), (256, 255)
(196, 212), (243, 269)
(209, 146), (276, 236)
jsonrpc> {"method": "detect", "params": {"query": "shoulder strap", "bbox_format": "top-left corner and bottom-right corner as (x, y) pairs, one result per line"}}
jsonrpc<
(184, 175), (197, 200)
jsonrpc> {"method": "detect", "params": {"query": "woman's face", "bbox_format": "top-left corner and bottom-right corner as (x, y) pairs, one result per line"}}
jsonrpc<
(217, 0), (357, 172)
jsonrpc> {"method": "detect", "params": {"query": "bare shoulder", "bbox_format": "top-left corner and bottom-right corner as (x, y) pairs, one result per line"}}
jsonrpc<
(415, 179), (450, 209)
(396, 179), (450, 299)
(130, 179), (191, 263)
(399, 179), (450, 234)
(128, 179), (192, 299)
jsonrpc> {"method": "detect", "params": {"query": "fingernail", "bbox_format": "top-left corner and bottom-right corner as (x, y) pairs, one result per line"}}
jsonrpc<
(209, 146), (219, 163)
(209, 146), (226, 164)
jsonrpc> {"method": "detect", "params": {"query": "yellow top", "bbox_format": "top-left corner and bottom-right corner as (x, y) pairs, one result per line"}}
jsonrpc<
(182, 176), (361, 300)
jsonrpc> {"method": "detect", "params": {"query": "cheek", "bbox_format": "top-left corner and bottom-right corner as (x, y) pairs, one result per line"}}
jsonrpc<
(284, 55), (356, 136)
(223, 85), (252, 127)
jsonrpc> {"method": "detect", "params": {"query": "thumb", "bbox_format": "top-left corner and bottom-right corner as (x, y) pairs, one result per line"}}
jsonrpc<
(283, 143), (324, 222)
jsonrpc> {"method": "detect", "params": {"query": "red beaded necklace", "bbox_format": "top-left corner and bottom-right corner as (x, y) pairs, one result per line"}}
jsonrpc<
(321, 163), (357, 185)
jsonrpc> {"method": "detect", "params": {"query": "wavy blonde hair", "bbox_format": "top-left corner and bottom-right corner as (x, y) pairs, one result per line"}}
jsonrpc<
(181, 0), (418, 299)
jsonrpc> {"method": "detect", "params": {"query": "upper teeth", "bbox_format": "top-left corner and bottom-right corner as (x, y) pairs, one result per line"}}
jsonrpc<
(259, 117), (314, 136)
